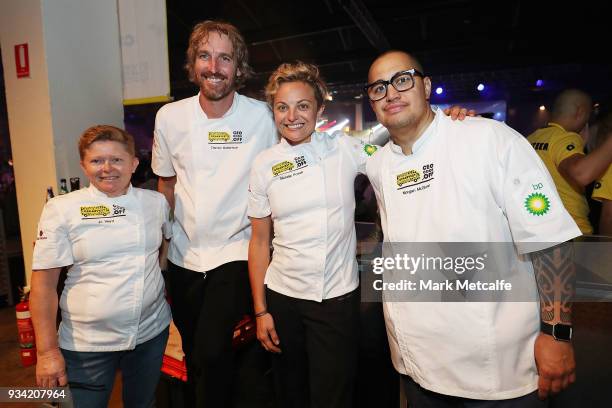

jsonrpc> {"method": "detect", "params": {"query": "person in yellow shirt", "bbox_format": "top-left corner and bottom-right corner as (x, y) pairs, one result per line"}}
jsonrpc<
(527, 89), (612, 234)
(593, 167), (612, 235)
(592, 112), (612, 235)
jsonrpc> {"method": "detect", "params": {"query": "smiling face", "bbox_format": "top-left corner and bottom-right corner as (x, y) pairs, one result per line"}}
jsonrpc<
(194, 32), (240, 101)
(368, 51), (432, 132)
(80, 140), (139, 197)
(273, 81), (324, 146)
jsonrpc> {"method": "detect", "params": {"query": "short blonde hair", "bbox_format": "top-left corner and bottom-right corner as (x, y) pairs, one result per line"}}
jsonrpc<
(265, 61), (329, 108)
(78, 125), (135, 159)
(185, 20), (253, 89)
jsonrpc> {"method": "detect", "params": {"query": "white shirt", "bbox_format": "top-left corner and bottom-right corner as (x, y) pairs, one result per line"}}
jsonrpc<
(152, 92), (278, 272)
(248, 132), (373, 301)
(32, 185), (172, 352)
(366, 112), (581, 399)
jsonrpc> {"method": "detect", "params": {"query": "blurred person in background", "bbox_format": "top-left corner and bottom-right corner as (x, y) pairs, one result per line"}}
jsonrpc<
(527, 89), (612, 234)
(591, 111), (612, 235)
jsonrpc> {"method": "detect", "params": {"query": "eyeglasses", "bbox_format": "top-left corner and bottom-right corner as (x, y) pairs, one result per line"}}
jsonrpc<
(364, 69), (425, 102)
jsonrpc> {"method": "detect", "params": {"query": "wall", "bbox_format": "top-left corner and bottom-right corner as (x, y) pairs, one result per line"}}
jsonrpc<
(0, 0), (124, 284)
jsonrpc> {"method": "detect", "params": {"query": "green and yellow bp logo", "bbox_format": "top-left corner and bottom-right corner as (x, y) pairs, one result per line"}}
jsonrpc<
(524, 193), (550, 216)
(364, 144), (377, 156)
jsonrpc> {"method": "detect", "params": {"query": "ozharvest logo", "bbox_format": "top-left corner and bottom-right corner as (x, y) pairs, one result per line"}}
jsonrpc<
(524, 193), (550, 216)
(272, 161), (295, 176)
(364, 144), (377, 156)
(80, 205), (111, 218)
(396, 170), (421, 187)
(208, 131), (230, 142)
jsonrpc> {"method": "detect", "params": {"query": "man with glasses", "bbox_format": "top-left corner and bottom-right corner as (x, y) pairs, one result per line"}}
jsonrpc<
(365, 50), (581, 406)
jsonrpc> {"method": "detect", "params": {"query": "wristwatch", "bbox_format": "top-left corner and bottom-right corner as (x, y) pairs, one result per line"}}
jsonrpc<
(540, 322), (573, 342)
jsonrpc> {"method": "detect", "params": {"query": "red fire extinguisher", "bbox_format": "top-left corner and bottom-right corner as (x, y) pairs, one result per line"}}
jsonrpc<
(16, 292), (37, 367)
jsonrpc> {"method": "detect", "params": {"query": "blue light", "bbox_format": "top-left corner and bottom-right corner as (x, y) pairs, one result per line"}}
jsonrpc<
(476, 83), (485, 92)
(536, 79), (544, 87)
(435, 87), (444, 95)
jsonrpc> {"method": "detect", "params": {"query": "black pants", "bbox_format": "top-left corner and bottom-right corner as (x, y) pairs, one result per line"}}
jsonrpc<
(167, 261), (252, 408)
(402, 375), (548, 408)
(266, 287), (359, 408)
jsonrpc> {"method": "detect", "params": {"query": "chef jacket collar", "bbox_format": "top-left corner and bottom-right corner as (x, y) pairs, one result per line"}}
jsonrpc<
(193, 91), (240, 122)
(389, 108), (438, 156)
(279, 131), (334, 159)
(87, 183), (135, 199)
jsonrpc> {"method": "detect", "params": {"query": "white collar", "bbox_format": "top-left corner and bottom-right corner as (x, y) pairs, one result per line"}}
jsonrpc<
(279, 131), (334, 157)
(87, 183), (134, 199)
(389, 109), (438, 156)
(194, 91), (240, 121)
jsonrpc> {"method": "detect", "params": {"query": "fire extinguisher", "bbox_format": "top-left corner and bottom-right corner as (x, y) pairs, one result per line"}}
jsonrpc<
(16, 292), (37, 367)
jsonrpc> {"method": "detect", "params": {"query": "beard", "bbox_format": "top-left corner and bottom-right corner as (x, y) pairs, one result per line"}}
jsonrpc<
(197, 71), (236, 101)
(381, 112), (416, 130)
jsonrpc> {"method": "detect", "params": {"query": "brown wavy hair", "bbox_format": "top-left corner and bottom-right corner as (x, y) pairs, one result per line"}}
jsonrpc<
(185, 20), (253, 89)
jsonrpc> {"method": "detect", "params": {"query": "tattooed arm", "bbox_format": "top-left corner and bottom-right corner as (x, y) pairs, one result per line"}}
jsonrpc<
(531, 242), (576, 399)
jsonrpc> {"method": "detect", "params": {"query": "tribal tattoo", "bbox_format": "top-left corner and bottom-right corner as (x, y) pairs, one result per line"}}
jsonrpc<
(531, 242), (575, 324)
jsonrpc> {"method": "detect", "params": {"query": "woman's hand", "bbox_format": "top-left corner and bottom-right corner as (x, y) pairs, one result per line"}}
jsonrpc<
(256, 313), (281, 353)
(36, 348), (68, 388)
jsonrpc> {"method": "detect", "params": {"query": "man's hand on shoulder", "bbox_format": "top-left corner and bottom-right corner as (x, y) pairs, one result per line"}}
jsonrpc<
(534, 332), (576, 399)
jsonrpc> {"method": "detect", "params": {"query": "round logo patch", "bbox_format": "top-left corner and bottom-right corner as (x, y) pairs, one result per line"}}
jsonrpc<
(566, 144), (575, 151)
(524, 193), (550, 216)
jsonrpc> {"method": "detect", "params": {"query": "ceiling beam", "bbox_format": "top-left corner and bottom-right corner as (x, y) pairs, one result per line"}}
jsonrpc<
(337, 0), (390, 51)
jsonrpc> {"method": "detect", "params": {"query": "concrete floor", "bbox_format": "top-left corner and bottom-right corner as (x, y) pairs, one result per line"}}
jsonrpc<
(0, 302), (611, 407)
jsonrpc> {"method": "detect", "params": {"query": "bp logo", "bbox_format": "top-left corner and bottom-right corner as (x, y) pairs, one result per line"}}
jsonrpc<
(364, 144), (377, 156)
(524, 193), (550, 216)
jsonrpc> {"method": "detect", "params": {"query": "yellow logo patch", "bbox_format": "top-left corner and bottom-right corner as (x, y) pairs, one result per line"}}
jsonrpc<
(272, 161), (295, 176)
(396, 170), (421, 187)
(208, 132), (230, 142)
(80, 205), (111, 218)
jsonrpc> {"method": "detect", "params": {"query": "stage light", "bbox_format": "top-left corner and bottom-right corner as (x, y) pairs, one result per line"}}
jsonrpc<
(435, 87), (444, 95)
(476, 83), (485, 92)
(539, 105), (546, 111)
(535, 79), (544, 87)
(326, 119), (349, 133)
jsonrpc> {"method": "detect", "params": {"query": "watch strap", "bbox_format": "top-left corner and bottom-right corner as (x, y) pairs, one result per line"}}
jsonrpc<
(541, 321), (572, 341)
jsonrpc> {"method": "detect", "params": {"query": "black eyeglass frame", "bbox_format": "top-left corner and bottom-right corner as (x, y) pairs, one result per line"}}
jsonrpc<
(363, 69), (425, 101)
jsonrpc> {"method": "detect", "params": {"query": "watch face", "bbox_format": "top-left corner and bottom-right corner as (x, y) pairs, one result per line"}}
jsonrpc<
(554, 324), (572, 340)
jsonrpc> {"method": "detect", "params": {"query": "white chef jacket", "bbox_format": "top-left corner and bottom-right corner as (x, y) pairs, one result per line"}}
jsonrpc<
(366, 111), (581, 399)
(32, 185), (172, 352)
(248, 132), (373, 301)
(152, 92), (278, 272)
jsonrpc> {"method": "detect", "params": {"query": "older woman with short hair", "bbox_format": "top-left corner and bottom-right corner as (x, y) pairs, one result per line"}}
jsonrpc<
(30, 125), (172, 408)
